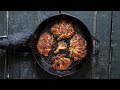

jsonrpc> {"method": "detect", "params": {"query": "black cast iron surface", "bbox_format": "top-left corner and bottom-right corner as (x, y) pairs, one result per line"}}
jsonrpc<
(0, 11), (119, 79)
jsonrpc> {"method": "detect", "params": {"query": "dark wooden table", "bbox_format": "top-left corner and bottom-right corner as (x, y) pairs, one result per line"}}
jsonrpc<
(0, 11), (119, 79)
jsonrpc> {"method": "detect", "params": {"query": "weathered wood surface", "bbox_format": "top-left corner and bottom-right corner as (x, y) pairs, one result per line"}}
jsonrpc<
(0, 11), (120, 79)
(7, 11), (38, 79)
(110, 11), (120, 79)
(0, 11), (7, 79)
(95, 11), (112, 79)
(0, 11), (7, 36)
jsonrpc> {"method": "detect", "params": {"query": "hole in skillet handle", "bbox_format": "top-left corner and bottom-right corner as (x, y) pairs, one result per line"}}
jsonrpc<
(0, 36), (8, 40)
(91, 35), (100, 56)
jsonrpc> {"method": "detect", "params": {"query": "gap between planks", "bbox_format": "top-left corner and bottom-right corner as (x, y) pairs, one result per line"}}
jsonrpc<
(108, 11), (113, 79)
(92, 11), (97, 79)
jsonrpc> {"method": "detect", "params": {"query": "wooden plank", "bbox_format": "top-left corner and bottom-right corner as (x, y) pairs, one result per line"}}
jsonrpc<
(7, 52), (20, 79)
(95, 11), (112, 79)
(0, 11), (7, 79)
(61, 11), (95, 79)
(8, 11), (38, 34)
(19, 54), (35, 79)
(0, 50), (6, 79)
(8, 11), (38, 79)
(110, 11), (120, 79)
(0, 11), (7, 36)
(36, 11), (59, 25)
(34, 11), (59, 79)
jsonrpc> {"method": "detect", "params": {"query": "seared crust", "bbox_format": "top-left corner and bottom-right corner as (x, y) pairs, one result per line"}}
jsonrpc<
(54, 41), (67, 54)
(37, 32), (54, 56)
(52, 54), (72, 70)
(69, 34), (87, 61)
(51, 20), (74, 40)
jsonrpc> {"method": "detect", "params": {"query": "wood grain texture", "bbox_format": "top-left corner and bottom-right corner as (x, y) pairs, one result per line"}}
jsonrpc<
(36, 11), (59, 25)
(0, 11), (7, 36)
(7, 11), (38, 79)
(94, 11), (112, 79)
(8, 11), (38, 34)
(0, 50), (6, 79)
(110, 11), (120, 79)
(60, 11), (95, 79)
(0, 11), (7, 79)
(19, 55), (35, 79)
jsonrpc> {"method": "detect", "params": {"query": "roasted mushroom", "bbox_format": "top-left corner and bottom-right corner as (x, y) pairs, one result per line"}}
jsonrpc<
(51, 20), (74, 40)
(52, 54), (72, 70)
(37, 32), (54, 56)
(69, 34), (87, 61)
(54, 41), (67, 54)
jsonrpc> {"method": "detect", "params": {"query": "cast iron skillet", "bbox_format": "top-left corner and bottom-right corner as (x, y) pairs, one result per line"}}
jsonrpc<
(0, 14), (100, 77)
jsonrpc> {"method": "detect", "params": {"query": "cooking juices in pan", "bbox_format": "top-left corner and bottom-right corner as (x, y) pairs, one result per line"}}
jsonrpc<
(37, 20), (87, 71)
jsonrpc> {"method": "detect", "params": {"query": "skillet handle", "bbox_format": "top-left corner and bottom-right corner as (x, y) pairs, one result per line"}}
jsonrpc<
(0, 31), (33, 55)
(91, 36), (100, 56)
